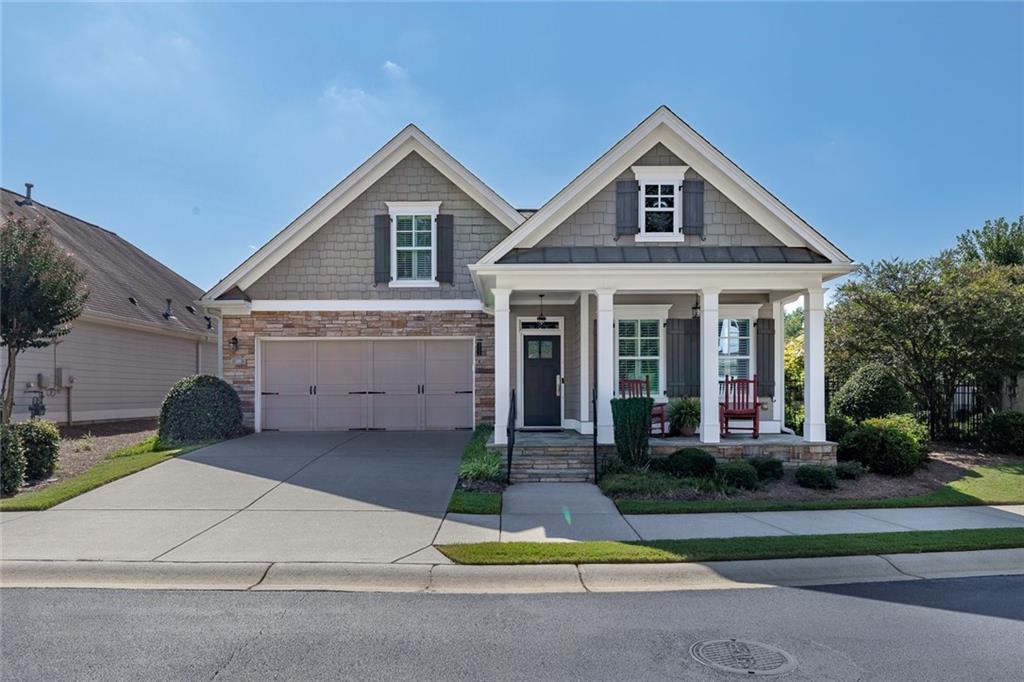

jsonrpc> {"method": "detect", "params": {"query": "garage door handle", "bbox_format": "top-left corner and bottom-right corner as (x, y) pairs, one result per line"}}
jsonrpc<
(367, 391), (385, 395)
(348, 391), (367, 395)
(261, 391), (279, 396)
(454, 390), (473, 394)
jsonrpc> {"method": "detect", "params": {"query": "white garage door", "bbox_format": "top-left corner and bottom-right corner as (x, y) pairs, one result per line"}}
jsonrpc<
(260, 339), (473, 431)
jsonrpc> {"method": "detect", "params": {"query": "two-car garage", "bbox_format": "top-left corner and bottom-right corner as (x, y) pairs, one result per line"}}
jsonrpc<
(258, 338), (474, 431)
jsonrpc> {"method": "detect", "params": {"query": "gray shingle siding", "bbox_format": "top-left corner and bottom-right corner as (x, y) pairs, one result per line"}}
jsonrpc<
(535, 143), (784, 249)
(246, 152), (509, 300)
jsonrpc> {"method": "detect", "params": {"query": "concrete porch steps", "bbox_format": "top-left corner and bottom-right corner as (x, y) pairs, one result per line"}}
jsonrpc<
(508, 449), (596, 483)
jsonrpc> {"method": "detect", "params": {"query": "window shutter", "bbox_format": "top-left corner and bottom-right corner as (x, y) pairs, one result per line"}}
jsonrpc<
(682, 180), (705, 237)
(374, 214), (391, 284)
(756, 318), (775, 397)
(436, 214), (455, 285)
(667, 318), (701, 397)
(616, 180), (640, 237)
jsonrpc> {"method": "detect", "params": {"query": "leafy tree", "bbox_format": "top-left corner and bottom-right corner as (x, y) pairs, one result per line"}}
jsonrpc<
(950, 216), (1024, 266)
(826, 257), (1024, 435)
(783, 307), (804, 339)
(1, 216), (88, 423)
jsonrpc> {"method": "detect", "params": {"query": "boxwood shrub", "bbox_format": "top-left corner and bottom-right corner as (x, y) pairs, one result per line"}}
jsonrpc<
(1, 424), (26, 495)
(832, 363), (914, 422)
(838, 423), (920, 476)
(15, 419), (60, 480)
(978, 411), (1024, 455)
(748, 456), (784, 482)
(795, 464), (837, 490)
(611, 397), (653, 466)
(826, 412), (857, 443)
(652, 448), (716, 478)
(863, 413), (929, 461)
(835, 461), (866, 480)
(158, 374), (245, 444)
(716, 460), (759, 490)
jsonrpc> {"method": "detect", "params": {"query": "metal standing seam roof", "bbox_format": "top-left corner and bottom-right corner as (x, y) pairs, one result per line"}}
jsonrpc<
(2, 188), (211, 336)
(495, 245), (831, 265)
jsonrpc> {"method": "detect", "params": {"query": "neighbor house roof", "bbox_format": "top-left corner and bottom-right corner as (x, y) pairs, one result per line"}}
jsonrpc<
(496, 246), (831, 265)
(2, 187), (211, 337)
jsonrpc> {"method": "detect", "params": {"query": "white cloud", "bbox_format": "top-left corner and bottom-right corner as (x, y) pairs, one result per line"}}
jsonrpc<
(381, 60), (407, 79)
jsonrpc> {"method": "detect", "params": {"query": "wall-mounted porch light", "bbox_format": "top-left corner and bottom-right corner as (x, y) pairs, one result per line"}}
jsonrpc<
(229, 336), (239, 352)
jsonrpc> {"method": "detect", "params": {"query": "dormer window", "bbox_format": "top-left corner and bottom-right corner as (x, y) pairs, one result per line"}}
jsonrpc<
(632, 166), (689, 242)
(386, 201), (441, 288)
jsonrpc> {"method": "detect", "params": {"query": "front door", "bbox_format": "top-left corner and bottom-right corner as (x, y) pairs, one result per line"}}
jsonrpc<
(522, 335), (561, 427)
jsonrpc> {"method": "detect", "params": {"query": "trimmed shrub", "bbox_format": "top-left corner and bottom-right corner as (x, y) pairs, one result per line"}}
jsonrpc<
(716, 461), (759, 490)
(832, 363), (914, 422)
(826, 412), (856, 443)
(666, 397), (701, 435)
(1, 424), (26, 495)
(611, 397), (653, 466)
(978, 411), (1024, 455)
(652, 448), (716, 478)
(598, 471), (680, 497)
(15, 419), (60, 480)
(748, 456), (784, 482)
(838, 423), (919, 476)
(835, 461), (866, 480)
(159, 374), (245, 444)
(863, 413), (929, 461)
(795, 464), (837, 490)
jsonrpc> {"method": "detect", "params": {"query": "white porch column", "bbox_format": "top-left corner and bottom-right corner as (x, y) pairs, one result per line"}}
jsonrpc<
(772, 300), (785, 425)
(578, 292), (592, 433)
(493, 288), (511, 446)
(216, 316), (224, 379)
(803, 287), (827, 442)
(595, 289), (616, 444)
(699, 288), (721, 443)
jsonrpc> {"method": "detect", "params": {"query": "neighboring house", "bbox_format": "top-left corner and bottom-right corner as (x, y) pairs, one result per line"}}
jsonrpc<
(2, 187), (217, 424)
(201, 106), (854, 447)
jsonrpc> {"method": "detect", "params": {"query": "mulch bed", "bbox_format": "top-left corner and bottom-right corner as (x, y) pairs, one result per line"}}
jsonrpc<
(456, 479), (506, 494)
(17, 419), (158, 493)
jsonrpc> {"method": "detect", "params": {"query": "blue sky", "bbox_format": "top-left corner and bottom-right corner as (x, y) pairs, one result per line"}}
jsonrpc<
(3, 2), (1022, 291)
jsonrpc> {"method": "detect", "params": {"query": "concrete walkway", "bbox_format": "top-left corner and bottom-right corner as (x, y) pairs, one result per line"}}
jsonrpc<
(435, 483), (1024, 544)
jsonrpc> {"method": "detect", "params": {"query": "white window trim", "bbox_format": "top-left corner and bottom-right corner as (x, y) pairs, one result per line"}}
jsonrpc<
(614, 304), (672, 401)
(516, 316), (565, 429)
(717, 304), (760, 384)
(632, 165), (689, 243)
(386, 201), (441, 288)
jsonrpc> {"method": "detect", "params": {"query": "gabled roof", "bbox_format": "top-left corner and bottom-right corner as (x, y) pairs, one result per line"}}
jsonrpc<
(204, 125), (525, 301)
(2, 188), (211, 337)
(478, 106), (852, 266)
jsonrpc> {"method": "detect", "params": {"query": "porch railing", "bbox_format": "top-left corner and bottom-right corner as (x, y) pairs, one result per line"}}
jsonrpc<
(506, 388), (516, 484)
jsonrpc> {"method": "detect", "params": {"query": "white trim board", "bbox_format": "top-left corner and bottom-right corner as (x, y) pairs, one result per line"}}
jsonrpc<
(477, 106), (852, 266)
(203, 125), (524, 301)
(244, 300), (486, 312)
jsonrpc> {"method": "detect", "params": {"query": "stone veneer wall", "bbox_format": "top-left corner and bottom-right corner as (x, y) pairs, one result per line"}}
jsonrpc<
(536, 143), (783, 249)
(222, 311), (494, 427)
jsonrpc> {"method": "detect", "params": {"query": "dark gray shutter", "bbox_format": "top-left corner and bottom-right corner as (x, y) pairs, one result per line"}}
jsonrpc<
(616, 180), (640, 237)
(682, 180), (705, 237)
(756, 318), (775, 397)
(373, 214), (391, 284)
(436, 214), (454, 285)
(667, 318), (701, 397)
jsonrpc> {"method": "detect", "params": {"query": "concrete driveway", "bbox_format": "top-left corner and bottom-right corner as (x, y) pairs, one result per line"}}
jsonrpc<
(0, 431), (468, 563)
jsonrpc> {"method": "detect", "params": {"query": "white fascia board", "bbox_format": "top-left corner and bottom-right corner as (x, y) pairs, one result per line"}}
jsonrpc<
(201, 300), (252, 317)
(79, 310), (215, 342)
(204, 126), (523, 301)
(248, 299), (485, 312)
(478, 106), (852, 266)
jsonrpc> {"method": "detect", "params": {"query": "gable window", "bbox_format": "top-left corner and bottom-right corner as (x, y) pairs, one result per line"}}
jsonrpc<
(614, 304), (671, 398)
(632, 166), (689, 243)
(387, 201), (440, 287)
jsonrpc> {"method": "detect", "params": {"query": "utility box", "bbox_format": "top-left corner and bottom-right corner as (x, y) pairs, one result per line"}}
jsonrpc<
(56, 368), (76, 388)
(35, 373), (53, 390)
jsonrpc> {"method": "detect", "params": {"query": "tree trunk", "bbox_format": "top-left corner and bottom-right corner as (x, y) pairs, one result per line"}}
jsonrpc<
(2, 346), (17, 424)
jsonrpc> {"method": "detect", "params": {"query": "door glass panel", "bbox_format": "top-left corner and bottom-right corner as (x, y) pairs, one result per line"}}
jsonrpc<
(540, 340), (553, 359)
(527, 340), (540, 359)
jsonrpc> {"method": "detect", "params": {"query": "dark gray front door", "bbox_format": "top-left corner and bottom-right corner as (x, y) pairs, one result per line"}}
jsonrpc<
(523, 335), (561, 427)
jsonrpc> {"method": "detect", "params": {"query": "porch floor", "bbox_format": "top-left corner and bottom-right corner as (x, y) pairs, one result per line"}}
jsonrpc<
(504, 430), (811, 448)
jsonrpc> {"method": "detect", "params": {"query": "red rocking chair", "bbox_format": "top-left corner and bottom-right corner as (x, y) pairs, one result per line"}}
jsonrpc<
(719, 375), (760, 439)
(619, 377), (666, 437)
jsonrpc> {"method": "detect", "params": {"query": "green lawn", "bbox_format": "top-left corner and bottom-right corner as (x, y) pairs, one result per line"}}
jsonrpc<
(447, 425), (504, 514)
(437, 527), (1024, 565)
(614, 462), (1024, 514)
(0, 437), (210, 511)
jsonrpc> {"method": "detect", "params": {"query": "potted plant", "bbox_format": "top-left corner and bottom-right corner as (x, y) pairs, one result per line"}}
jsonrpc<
(667, 397), (701, 437)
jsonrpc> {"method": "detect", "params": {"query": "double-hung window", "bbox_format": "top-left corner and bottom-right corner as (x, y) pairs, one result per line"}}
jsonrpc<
(718, 318), (752, 381)
(386, 201), (440, 287)
(632, 166), (689, 242)
(614, 305), (671, 398)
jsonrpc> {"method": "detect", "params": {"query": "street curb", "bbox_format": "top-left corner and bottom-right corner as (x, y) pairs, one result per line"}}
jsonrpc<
(2, 549), (1023, 593)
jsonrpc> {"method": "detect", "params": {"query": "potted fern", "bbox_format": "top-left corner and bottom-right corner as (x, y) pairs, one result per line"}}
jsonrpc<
(667, 397), (701, 437)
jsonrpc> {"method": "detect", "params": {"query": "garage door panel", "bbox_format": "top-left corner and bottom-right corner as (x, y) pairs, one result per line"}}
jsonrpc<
(371, 341), (420, 395)
(262, 341), (314, 395)
(424, 393), (473, 430)
(371, 394), (420, 430)
(317, 341), (369, 393)
(263, 396), (314, 431)
(316, 395), (367, 431)
(423, 340), (472, 395)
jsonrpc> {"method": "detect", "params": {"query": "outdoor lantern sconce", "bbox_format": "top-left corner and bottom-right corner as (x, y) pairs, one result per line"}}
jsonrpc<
(229, 336), (239, 352)
(537, 294), (547, 321)
(691, 301), (701, 318)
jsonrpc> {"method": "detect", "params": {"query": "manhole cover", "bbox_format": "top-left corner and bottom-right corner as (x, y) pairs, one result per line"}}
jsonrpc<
(690, 639), (798, 676)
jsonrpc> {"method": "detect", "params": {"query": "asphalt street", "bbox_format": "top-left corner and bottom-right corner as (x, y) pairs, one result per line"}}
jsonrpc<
(2, 576), (1022, 681)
